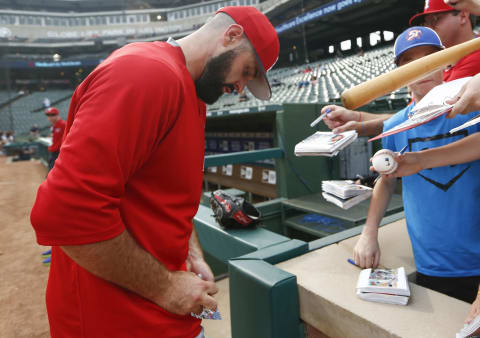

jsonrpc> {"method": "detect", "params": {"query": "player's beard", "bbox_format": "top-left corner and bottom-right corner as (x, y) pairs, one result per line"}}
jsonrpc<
(195, 49), (237, 105)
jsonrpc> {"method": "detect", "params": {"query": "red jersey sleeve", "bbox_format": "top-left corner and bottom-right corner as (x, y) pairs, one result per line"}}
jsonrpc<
(31, 54), (184, 245)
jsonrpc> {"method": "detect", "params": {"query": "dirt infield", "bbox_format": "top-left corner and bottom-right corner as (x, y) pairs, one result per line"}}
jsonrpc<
(0, 157), (50, 338)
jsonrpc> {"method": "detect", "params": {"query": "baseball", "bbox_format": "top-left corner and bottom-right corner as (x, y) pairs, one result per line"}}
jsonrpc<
(372, 149), (398, 175)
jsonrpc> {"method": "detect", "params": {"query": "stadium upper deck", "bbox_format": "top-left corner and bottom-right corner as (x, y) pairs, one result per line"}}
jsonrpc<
(0, 0), (260, 46)
(208, 44), (410, 111)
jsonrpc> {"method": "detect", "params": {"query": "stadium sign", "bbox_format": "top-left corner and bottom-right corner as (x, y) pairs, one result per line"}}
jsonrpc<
(45, 24), (183, 40)
(0, 58), (103, 69)
(275, 0), (365, 34)
(34, 61), (82, 67)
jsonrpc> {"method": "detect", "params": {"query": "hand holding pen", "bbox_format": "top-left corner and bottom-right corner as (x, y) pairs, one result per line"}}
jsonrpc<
(190, 274), (222, 320)
(348, 258), (389, 270)
(310, 108), (332, 127)
(316, 105), (365, 134)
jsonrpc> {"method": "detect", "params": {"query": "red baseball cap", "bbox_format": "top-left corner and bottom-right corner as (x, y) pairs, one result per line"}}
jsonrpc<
(216, 6), (280, 100)
(409, 0), (454, 26)
(45, 107), (59, 116)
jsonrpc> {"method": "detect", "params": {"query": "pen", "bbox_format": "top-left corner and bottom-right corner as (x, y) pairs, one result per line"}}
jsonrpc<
(310, 108), (331, 127)
(399, 144), (408, 154)
(347, 258), (389, 270)
(347, 258), (359, 267)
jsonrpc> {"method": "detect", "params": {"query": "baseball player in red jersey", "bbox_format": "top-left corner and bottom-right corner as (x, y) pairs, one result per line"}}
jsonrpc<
(45, 107), (65, 171)
(31, 6), (279, 338)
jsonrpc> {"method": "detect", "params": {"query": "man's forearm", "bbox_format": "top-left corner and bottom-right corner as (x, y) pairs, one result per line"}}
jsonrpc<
(364, 177), (396, 233)
(188, 227), (204, 262)
(61, 230), (170, 306)
(186, 226), (215, 282)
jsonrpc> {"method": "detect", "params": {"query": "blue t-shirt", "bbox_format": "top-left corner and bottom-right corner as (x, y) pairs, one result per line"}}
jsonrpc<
(382, 103), (480, 277)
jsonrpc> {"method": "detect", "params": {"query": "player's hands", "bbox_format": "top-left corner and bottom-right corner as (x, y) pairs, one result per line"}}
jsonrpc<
(446, 73), (480, 118)
(157, 270), (218, 316)
(187, 256), (215, 283)
(353, 228), (380, 268)
(322, 105), (361, 133)
(444, 0), (480, 15)
(465, 292), (480, 324)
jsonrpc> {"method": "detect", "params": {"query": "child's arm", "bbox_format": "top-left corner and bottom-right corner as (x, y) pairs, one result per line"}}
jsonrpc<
(386, 132), (480, 178)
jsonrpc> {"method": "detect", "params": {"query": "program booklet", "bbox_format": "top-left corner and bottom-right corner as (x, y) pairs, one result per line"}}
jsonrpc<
(356, 267), (410, 306)
(322, 191), (372, 210)
(322, 180), (372, 209)
(294, 130), (358, 157)
(369, 77), (472, 142)
(456, 315), (480, 338)
(322, 180), (372, 199)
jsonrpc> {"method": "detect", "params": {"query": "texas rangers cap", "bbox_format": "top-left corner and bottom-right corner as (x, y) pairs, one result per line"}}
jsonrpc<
(394, 26), (444, 65)
(409, 0), (454, 26)
(216, 6), (280, 101)
(45, 107), (59, 116)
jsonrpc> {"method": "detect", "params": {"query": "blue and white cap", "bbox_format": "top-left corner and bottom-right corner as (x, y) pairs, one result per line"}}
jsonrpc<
(394, 26), (444, 65)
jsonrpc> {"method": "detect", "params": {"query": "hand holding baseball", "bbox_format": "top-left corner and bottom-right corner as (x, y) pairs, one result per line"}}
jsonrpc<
(371, 149), (398, 175)
(386, 152), (425, 178)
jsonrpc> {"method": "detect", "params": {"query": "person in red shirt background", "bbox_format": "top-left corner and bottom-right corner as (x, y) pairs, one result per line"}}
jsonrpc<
(30, 6), (279, 338)
(442, 0), (480, 119)
(45, 107), (65, 171)
(410, 0), (480, 81)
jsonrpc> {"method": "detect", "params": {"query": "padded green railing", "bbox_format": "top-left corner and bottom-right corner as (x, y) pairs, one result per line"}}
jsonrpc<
(204, 147), (283, 167)
(194, 204), (291, 262)
(229, 257), (305, 338)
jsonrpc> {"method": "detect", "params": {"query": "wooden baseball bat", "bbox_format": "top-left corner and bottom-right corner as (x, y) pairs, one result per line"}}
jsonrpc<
(341, 38), (480, 110)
